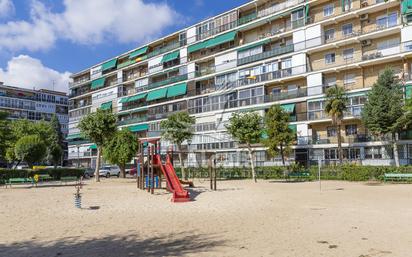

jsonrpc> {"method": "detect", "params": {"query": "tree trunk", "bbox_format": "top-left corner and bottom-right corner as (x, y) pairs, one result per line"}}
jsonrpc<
(247, 144), (257, 183)
(178, 144), (185, 180)
(393, 132), (400, 167)
(13, 160), (21, 170)
(95, 147), (101, 182)
(120, 164), (126, 178)
(337, 123), (343, 165)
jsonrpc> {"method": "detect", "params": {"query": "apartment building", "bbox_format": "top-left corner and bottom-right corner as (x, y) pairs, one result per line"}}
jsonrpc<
(0, 82), (69, 163)
(68, 0), (412, 168)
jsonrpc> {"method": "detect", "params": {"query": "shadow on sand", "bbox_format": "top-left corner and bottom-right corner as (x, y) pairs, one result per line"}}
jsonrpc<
(0, 231), (227, 257)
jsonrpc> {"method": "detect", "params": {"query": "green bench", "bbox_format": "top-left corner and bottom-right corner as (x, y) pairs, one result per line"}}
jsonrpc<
(6, 178), (35, 188)
(60, 176), (79, 184)
(287, 172), (311, 181)
(384, 173), (412, 182)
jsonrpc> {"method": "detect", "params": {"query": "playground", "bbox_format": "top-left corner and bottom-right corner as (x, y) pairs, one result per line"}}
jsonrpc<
(1, 179), (412, 257)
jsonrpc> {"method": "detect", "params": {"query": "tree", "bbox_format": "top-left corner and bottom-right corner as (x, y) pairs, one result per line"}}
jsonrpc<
(361, 68), (404, 167)
(48, 143), (63, 168)
(324, 85), (348, 164)
(103, 129), (138, 178)
(49, 115), (65, 165)
(14, 135), (47, 168)
(78, 109), (117, 182)
(264, 105), (295, 166)
(0, 111), (11, 161)
(6, 119), (57, 168)
(225, 112), (263, 182)
(160, 112), (195, 180)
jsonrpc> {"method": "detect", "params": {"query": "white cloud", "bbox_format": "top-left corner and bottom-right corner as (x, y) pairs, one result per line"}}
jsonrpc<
(0, 0), (14, 18)
(0, 55), (71, 93)
(0, 0), (179, 52)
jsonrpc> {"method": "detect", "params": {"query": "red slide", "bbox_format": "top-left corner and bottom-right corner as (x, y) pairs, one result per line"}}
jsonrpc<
(154, 154), (190, 202)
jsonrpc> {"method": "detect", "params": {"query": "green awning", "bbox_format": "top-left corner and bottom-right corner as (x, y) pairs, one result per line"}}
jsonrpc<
(406, 85), (412, 99)
(167, 83), (187, 98)
(100, 101), (112, 110)
(129, 46), (149, 59)
(146, 88), (168, 101)
(102, 59), (117, 71)
(91, 77), (105, 90)
(238, 39), (270, 52)
(288, 124), (297, 134)
(188, 41), (206, 53)
(127, 93), (147, 102)
(128, 124), (149, 132)
(66, 133), (81, 140)
(188, 31), (237, 54)
(305, 4), (310, 21)
(281, 103), (296, 113)
(89, 144), (97, 150)
(403, 0), (412, 14)
(206, 31), (237, 49)
(119, 97), (130, 104)
(161, 50), (180, 63)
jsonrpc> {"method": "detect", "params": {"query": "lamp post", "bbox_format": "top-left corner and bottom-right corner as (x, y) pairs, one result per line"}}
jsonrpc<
(187, 139), (192, 179)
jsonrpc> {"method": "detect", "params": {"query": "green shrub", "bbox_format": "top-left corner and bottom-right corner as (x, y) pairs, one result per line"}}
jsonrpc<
(0, 168), (85, 183)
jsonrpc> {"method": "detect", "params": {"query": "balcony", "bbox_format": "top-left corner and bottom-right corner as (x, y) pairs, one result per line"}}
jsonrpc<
(237, 44), (294, 66)
(264, 88), (307, 103)
(147, 41), (181, 59)
(192, 0), (305, 42)
(297, 134), (394, 146)
(117, 116), (148, 126)
(238, 65), (307, 87)
(147, 74), (188, 89)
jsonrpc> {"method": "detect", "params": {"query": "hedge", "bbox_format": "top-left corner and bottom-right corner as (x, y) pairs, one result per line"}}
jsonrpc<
(176, 165), (412, 182)
(0, 168), (85, 184)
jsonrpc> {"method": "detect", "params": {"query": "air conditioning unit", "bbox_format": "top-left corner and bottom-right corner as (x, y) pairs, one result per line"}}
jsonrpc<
(361, 39), (372, 46)
(360, 14), (369, 21)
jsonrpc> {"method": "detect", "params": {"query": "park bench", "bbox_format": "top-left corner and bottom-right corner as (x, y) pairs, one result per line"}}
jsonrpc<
(6, 178), (35, 188)
(384, 173), (412, 182)
(287, 172), (311, 181)
(60, 176), (79, 184)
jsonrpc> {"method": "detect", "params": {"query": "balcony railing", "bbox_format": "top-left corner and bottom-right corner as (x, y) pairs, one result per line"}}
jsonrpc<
(264, 88), (308, 103)
(297, 134), (394, 146)
(237, 44), (294, 66)
(117, 116), (148, 126)
(147, 41), (181, 59)
(148, 74), (188, 89)
(238, 65), (307, 87)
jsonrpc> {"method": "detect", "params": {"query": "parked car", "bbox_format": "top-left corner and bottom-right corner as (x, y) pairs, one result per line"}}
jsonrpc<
(84, 168), (95, 178)
(98, 166), (120, 178)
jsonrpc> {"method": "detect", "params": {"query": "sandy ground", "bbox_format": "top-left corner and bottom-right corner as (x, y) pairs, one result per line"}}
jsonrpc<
(0, 178), (412, 257)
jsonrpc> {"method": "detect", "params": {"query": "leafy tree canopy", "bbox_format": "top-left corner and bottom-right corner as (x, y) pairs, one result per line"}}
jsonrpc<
(361, 68), (404, 136)
(160, 112), (196, 146)
(14, 135), (47, 168)
(225, 112), (262, 145)
(264, 105), (294, 160)
(78, 109), (117, 147)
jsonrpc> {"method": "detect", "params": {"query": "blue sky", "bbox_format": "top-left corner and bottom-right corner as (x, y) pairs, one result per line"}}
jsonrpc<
(0, 0), (249, 92)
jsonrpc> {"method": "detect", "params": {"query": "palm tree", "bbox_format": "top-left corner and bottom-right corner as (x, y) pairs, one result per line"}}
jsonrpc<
(324, 85), (348, 164)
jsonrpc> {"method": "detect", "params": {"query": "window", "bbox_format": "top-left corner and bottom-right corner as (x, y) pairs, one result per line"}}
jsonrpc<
(343, 48), (354, 60)
(325, 76), (337, 87)
(324, 29), (335, 41)
(345, 124), (357, 135)
(325, 53), (336, 64)
(342, 23), (353, 36)
(327, 126), (337, 137)
(376, 12), (398, 29)
(291, 9), (304, 21)
(344, 73), (356, 85)
(325, 149), (337, 160)
(342, 148), (360, 159)
(323, 4), (334, 17)
(272, 88), (281, 95)
(365, 147), (382, 159)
